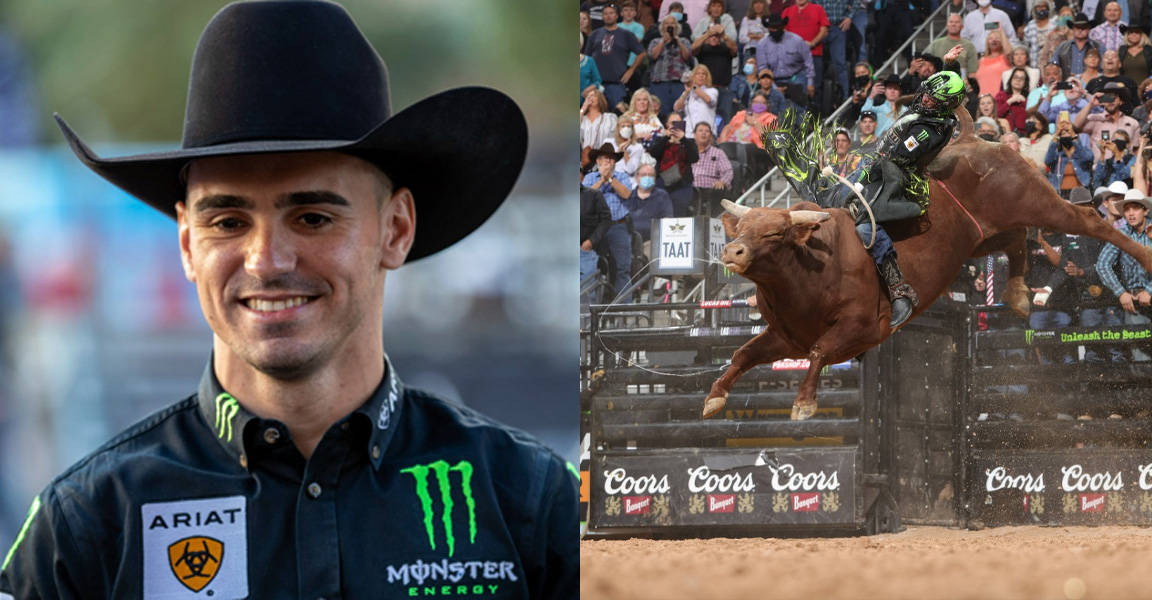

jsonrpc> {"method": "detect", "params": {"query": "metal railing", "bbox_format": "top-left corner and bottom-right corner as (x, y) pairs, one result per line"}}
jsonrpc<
(734, 3), (950, 208)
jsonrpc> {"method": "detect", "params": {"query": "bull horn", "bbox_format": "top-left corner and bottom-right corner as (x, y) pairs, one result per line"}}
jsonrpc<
(721, 199), (751, 219)
(790, 210), (831, 224)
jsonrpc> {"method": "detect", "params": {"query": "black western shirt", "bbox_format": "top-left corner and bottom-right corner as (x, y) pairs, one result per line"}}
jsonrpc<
(0, 358), (578, 599)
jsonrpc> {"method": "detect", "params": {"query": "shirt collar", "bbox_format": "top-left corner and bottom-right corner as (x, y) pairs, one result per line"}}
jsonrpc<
(197, 354), (406, 471)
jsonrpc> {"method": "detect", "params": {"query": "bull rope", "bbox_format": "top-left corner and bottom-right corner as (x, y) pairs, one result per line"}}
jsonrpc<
(936, 179), (985, 242)
(820, 166), (876, 250)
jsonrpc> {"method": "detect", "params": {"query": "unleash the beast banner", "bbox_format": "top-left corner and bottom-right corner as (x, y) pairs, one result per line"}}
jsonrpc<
(590, 448), (857, 529)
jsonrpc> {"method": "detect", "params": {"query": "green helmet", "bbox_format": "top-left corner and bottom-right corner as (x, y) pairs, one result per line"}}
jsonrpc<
(918, 71), (965, 115)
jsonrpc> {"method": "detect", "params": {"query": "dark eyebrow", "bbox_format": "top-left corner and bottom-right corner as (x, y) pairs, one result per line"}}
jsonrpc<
(275, 191), (351, 209)
(191, 194), (252, 213)
(190, 191), (351, 213)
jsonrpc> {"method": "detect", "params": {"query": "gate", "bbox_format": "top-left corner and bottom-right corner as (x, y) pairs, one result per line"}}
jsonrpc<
(580, 299), (969, 537)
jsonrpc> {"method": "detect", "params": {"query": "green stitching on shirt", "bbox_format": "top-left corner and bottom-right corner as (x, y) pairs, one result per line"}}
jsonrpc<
(2, 495), (41, 571)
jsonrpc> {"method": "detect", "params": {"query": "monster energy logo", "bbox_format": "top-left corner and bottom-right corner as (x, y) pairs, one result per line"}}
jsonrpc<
(215, 393), (239, 442)
(916, 130), (928, 141)
(402, 460), (477, 558)
(1025, 329), (1035, 345)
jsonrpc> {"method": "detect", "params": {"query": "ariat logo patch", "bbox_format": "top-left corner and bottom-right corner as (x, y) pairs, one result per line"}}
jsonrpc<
(903, 135), (920, 151)
(214, 393), (239, 442)
(142, 496), (247, 598)
(168, 536), (223, 592)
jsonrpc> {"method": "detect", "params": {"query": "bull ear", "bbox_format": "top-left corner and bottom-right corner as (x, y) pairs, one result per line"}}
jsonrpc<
(721, 213), (740, 237)
(791, 222), (820, 246)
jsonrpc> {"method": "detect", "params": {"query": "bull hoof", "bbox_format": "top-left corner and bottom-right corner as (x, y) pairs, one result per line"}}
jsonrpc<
(791, 403), (817, 421)
(702, 395), (727, 419)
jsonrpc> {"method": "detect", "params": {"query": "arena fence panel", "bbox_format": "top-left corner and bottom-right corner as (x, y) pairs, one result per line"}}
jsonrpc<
(965, 306), (1152, 528)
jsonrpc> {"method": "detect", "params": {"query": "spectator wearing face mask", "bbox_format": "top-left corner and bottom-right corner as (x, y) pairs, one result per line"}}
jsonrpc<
(1020, 109), (1054, 168)
(975, 116), (1003, 141)
(1046, 117), (1095, 197)
(1023, 0), (1057, 68)
(1092, 128), (1136, 187)
(623, 163), (675, 258)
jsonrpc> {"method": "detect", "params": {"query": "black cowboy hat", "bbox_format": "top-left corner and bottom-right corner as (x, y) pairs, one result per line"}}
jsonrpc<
(54, 0), (527, 263)
(1071, 12), (1093, 28)
(882, 73), (903, 88)
(587, 143), (625, 162)
(1102, 81), (1132, 101)
(762, 13), (789, 29)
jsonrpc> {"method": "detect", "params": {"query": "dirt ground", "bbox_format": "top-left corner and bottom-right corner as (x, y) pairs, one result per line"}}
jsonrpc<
(580, 526), (1152, 600)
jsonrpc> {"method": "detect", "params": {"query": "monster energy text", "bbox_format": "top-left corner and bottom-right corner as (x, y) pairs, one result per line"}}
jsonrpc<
(401, 460), (478, 557)
(215, 393), (239, 442)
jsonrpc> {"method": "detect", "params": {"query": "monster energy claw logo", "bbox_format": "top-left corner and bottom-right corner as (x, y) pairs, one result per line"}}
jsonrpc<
(402, 460), (478, 558)
(215, 393), (239, 442)
(1025, 329), (1035, 345)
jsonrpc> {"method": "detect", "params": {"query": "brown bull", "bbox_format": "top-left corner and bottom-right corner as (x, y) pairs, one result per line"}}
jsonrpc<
(702, 109), (1152, 421)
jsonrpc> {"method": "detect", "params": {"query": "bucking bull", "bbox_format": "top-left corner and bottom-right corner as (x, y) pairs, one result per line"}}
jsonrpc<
(702, 109), (1152, 420)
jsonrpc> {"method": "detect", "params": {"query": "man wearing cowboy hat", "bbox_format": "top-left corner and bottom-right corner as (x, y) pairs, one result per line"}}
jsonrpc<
(0, 2), (577, 598)
(582, 143), (636, 301)
(753, 14), (815, 111)
(1097, 188), (1152, 360)
(1073, 79), (1139, 162)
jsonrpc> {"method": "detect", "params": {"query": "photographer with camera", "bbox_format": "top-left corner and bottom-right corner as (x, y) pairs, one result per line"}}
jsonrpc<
(1046, 117), (1095, 198)
(839, 64), (875, 126)
(1130, 130), (1152, 196)
(1038, 75), (1088, 124)
(1072, 83), (1139, 162)
(647, 13), (694, 119)
(1092, 127), (1136, 188)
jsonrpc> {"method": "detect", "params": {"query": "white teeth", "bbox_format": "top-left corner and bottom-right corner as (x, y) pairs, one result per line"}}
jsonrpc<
(246, 297), (310, 312)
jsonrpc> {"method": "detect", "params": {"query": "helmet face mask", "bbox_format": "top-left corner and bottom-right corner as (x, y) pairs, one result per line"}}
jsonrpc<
(917, 71), (964, 115)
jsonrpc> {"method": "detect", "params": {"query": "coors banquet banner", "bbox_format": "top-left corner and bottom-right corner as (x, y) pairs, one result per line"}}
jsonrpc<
(590, 449), (858, 529)
(970, 449), (1152, 525)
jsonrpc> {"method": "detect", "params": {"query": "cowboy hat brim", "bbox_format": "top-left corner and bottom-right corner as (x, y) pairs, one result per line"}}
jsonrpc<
(56, 86), (527, 263)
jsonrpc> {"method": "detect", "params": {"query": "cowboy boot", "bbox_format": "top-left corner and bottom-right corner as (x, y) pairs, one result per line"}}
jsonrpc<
(878, 254), (918, 329)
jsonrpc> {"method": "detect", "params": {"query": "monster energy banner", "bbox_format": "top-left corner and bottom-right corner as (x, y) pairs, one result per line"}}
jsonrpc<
(978, 325), (1152, 350)
(590, 448), (858, 529)
(969, 449), (1152, 526)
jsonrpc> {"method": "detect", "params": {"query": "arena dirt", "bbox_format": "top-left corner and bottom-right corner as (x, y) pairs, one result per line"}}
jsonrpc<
(581, 526), (1152, 599)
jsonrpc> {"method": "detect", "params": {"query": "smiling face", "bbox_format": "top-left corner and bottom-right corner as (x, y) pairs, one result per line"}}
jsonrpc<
(178, 151), (414, 381)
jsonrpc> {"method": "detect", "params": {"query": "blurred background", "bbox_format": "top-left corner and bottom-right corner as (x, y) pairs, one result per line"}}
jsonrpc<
(0, 0), (576, 545)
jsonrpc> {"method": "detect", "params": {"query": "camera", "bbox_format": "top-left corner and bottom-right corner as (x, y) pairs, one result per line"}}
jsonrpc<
(1054, 81), (1072, 90)
(1101, 93), (1117, 104)
(1102, 130), (1110, 140)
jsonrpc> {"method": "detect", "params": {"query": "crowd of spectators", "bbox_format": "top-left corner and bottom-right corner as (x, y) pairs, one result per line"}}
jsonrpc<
(580, 0), (1152, 341)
